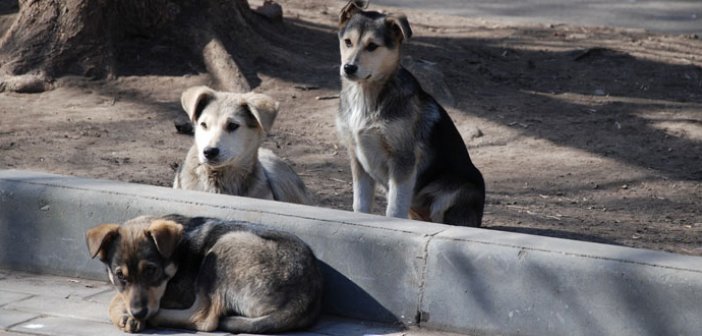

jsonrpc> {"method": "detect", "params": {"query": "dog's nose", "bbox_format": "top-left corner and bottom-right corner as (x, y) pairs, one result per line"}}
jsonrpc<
(203, 147), (220, 160)
(343, 64), (358, 75)
(130, 306), (148, 320)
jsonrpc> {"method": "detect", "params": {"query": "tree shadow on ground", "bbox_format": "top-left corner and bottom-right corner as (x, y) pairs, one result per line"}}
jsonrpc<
(109, 12), (702, 183)
(9, 4), (698, 252)
(440, 246), (690, 335)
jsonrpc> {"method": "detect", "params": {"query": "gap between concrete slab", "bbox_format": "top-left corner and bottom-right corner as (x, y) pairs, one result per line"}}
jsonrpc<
(415, 230), (446, 327)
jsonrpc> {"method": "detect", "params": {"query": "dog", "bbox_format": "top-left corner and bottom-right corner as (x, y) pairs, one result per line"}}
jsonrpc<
(173, 86), (309, 204)
(86, 214), (323, 333)
(336, 0), (485, 226)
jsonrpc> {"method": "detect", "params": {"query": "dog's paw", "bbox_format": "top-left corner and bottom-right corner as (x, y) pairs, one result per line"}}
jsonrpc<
(118, 314), (144, 333)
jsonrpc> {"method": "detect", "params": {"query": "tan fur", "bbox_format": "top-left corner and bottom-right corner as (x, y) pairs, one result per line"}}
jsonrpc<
(146, 219), (183, 259)
(110, 293), (144, 333)
(88, 215), (323, 333)
(174, 86), (310, 204)
(86, 223), (120, 260)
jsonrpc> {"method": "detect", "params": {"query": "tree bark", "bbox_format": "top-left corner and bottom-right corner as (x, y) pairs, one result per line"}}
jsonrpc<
(0, 0), (268, 93)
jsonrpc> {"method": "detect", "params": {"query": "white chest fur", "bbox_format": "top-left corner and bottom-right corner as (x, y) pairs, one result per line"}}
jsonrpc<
(339, 85), (391, 187)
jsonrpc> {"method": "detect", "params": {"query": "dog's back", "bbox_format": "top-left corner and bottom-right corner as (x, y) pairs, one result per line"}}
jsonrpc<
(406, 69), (485, 226)
(259, 148), (311, 205)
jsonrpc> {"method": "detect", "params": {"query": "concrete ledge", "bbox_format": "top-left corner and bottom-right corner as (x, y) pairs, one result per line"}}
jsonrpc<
(1, 170), (702, 335)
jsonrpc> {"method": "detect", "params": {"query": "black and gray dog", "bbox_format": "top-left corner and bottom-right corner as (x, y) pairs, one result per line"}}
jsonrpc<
(336, 0), (485, 226)
(86, 214), (323, 333)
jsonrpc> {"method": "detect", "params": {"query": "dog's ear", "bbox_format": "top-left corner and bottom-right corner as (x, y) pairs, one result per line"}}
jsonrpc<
(181, 86), (216, 123)
(146, 219), (183, 259)
(86, 224), (121, 261)
(241, 93), (279, 133)
(339, 0), (368, 26)
(386, 14), (412, 42)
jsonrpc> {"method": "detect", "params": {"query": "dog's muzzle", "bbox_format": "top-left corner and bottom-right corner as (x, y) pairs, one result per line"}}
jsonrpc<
(343, 64), (358, 76)
(342, 63), (371, 81)
(203, 147), (220, 160)
(129, 306), (148, 320)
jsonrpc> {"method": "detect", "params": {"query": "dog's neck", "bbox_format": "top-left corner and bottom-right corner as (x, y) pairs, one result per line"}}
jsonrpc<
(201, 152), (261, 195)
(341, 80), (385, 113)
(341, 65), (406, 113)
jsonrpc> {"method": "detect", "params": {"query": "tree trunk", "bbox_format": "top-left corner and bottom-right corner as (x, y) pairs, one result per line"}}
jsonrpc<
(0, 0), (269, 93)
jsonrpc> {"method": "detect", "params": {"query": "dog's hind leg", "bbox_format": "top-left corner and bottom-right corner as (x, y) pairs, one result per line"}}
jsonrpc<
(441, 188), (484, 227)
(150, 293), (223, 332)
(218, 309), (315, 334)
(443, 205), (481, 227)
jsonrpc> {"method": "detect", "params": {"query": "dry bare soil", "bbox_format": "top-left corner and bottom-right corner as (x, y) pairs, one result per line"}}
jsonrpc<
(1, 1), (700, 255)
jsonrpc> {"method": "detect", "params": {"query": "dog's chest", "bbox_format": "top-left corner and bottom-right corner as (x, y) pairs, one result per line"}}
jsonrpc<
(339, 97), (391, 183)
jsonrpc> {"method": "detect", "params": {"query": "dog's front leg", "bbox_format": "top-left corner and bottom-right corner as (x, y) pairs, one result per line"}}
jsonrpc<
(109, 294), (145, 333)
(350, 152), (375, 213)
(386, 164), (417, 219)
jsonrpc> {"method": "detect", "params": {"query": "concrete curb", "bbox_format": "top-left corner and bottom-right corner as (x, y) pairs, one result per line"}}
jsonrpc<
(1, 170), (701, 336)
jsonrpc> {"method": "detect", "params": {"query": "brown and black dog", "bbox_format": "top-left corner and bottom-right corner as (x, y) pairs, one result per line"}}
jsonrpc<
(86, 214), (323, 333)
(336, 0), (485, 226)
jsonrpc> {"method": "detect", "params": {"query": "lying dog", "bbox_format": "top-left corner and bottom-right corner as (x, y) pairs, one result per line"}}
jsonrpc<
(174, 86), (309, 204)
(336, 0), (485, 226)
(86, 214), (323, 333)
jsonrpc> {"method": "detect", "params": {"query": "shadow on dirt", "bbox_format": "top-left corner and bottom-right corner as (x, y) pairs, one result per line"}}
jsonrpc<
(405, 33), (701, 182)
(107, 14), (701, 184)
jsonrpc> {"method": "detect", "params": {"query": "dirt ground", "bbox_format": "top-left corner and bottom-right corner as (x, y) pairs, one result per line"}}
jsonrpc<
(1, 1), (700, 256)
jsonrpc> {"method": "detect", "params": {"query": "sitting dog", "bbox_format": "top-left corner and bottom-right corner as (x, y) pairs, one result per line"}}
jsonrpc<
(173, 86), (309, 204)
(336, 0), (485, 226)
(86, 214), (323, 333)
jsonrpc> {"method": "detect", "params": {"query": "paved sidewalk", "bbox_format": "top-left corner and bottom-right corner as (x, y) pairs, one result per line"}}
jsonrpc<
(0, 270), (465, 336)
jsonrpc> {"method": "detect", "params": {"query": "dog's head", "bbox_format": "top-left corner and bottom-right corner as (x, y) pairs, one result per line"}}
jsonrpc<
(180, 86), (280, 168)
(338, 0), (412, 83)
(86, 216), (183, 321)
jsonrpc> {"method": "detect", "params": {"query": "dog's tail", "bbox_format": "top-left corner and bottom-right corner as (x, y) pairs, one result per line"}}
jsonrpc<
(218, 305), (320, 333)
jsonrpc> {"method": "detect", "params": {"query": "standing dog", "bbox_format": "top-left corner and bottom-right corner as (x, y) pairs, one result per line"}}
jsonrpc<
(86, 214), (323, 333)
(174, 86), (309, 204)
(336, 0), (485, 226)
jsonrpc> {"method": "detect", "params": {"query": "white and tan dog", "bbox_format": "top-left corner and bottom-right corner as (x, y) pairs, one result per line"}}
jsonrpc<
(174, 86), (309, 204)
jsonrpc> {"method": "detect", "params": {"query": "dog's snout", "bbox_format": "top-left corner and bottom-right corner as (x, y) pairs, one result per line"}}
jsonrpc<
(130, 306), (148, 320)
(203, 147), (220, 160)
(343, 64), (358, 75)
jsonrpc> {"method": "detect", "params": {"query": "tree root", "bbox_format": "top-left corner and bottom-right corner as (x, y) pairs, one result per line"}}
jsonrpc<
(0, 73), (52, 93)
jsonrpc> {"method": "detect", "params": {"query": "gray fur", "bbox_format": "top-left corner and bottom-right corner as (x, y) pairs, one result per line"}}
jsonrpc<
(173, 86), (310, 205)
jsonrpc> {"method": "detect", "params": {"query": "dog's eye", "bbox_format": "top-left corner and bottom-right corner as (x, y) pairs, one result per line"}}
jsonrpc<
(344, 38), (352, 48)
(115, 269), (127, 282)
(366, 42), (379, 52)
(200, 122), (208, 130)
(226, 122), (239, 132)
